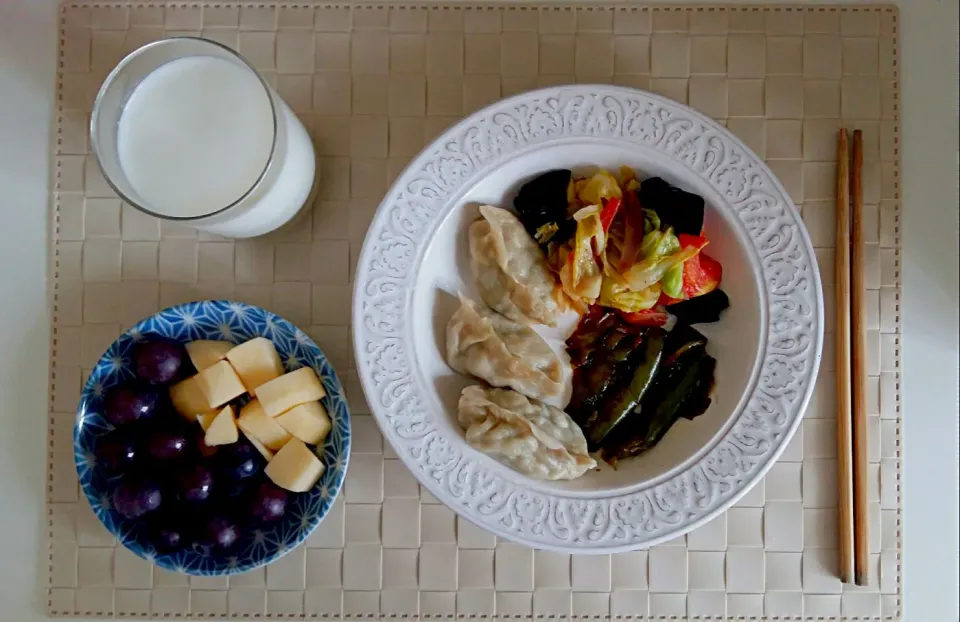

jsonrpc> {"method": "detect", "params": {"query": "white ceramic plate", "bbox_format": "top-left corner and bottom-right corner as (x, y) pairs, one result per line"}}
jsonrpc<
(353, 86), (823, 553)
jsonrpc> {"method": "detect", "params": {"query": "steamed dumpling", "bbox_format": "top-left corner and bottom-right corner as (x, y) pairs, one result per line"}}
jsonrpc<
(446, 295), (563, 400)
(469, 205), (563, 326)
(458, 385), (596, 481)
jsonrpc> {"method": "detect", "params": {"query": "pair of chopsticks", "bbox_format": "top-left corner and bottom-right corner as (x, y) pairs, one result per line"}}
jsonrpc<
(835, 129), (869, 586)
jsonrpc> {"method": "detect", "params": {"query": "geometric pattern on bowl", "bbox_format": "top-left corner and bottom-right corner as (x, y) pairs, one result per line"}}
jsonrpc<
(74, 300), (350, 575)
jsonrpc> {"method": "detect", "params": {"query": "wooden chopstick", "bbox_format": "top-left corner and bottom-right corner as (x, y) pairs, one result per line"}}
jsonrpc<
(850, 130), (870, 586)
(835, 129), (856, 584)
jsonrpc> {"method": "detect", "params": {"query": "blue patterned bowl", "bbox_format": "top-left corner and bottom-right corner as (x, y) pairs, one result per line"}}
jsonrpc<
(74, 300), (351, 576)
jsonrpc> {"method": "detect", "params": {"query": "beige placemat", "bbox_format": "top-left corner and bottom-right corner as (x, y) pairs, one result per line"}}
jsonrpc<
(47, 3), (902, 619)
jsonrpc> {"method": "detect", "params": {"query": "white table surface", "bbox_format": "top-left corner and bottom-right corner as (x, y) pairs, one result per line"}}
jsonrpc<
(0, 1), (955, 620)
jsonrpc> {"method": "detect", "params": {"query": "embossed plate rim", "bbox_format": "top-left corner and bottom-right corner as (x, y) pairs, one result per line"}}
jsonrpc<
(353, 85), (823, 553)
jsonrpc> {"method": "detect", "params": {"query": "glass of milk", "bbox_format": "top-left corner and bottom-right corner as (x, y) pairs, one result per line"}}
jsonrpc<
(90, 37), (316, 238)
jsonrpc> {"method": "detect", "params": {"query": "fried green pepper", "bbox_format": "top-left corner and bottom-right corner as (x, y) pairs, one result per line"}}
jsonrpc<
(600, 347), (716, 465)
(582, 327), (665, 450)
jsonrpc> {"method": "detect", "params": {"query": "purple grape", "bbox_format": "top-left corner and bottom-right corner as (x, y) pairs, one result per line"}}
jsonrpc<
(112, 478), (162, 519)
(250, 482), (288, 522)
(204, 516), (240, 549)
(220, 440), (262, 480)
(153, 394), (190, 426)
(220, 479), (250, 500)
(145, 430), (189, 461)
(150, 524), (185, 554)
(103, 386), (158, 427)
(147, 510), (195, 555)
(133, 339), (185, 384)
(190, 428), (219, 458)
(95, 431), (137, 473)
(175, 465), (214, 504)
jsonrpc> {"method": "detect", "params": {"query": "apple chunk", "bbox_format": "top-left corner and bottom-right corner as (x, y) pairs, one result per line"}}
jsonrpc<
(254, 367), (327, 417)
(243, 433), (275, 462)
(185, 340), (233, 372)
(204, 405), (238, 446)
(265, 438), (325, 492)
(276, 401), (332, 446)
(169, 376), (209, 421)
(195, 360), (246, 409)
(196, 411), (218, 431)
(237, 398), (292, 450)
(225, 337), (285, 393)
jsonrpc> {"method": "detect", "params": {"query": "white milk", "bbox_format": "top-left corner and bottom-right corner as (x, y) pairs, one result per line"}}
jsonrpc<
(116, 55), (315, 238)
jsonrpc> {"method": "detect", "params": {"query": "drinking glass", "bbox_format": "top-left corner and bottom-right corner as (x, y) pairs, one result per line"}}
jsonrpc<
(90, 37), (316, 238)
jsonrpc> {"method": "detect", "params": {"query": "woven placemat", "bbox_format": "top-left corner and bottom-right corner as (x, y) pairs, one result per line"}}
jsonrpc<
(47, 3), (901, 619)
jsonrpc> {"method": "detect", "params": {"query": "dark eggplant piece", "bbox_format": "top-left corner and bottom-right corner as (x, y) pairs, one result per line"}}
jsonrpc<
(513, 169), (575, 246)
(565, 306), (620, 368)
(662, 323), (708, 366)
(565, 308), (648, 420)
(600, 350), (716, 464)
(599, 341), (716, 465)
(637, 177), (705, 236)
(568, 328), (646, 425)
(666, 289), (730, 325)
(582, 327), (665, 450)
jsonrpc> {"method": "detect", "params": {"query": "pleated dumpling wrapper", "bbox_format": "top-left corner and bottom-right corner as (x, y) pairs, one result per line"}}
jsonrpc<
(468, 205), (563, 326)
(447, 294), (563, 400)
(458, 385), (596, 481)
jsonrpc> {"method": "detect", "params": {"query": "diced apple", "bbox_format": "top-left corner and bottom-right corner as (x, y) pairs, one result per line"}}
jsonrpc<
(242, 432), (275, 462)
(265, 438), (326, 492)
(204, 405), (238, 446)
(254, 367), (327, 417)
(169, 376), (209, 421)
(196, 411), (218, 431)
(275, 401), (332, 446)
(225, 337), (285, 393)
(195, 360), (246, 409)
(185, 340), (233, 372)
(237, 398), (292, 450)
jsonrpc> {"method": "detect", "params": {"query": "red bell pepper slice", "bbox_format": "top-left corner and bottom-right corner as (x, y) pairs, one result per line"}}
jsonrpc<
(681, 252), (722, 299)
(658, 252), (722, 304)
(657, 291), (683, 307)
(677, 233), (709, 252)
(599, 196), (622, 233)
(619, 307), (669, 326)
(658, 250), (722, 305)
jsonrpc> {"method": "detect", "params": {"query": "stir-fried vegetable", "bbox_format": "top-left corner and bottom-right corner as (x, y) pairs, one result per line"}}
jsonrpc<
(599, 197), (621, 232)
(661, 233), (711, 298)
(513, 169), (575, 247)
(583, 328), (665, 450)
(599, 340), (716, 465)
(565, 306), (619, 367)
(661, 262), (685, 299)
(638, 176), (705, 236)
(620, 308), (669, 327)
(514, 169), (724, 316)
(607, 197), (650, 275)
(507, 169), (730, 468)
(565, 309), (646, 423)
(622, 239), (699, 293)
(598, 277), (660, 313)
(575, 171), (622, 206)
(568, 329), (645, 425)
(682, 251), (722, 299)
(559, 206), (606, 303)
(565, 316), (716, 465)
